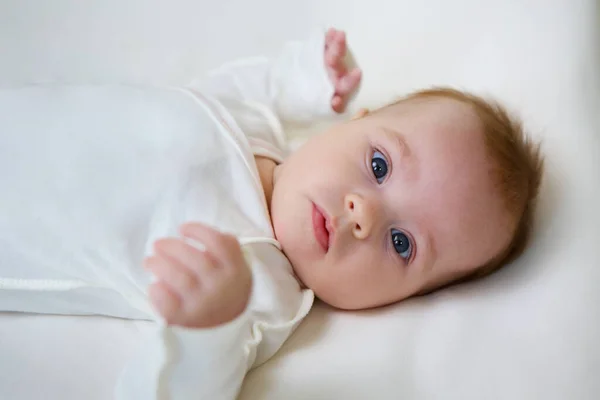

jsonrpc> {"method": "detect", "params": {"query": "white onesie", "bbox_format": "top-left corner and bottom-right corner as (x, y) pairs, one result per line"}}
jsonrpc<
(0, 33), (335, 399)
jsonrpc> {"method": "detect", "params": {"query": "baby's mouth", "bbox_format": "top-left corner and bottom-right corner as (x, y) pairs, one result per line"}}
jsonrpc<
(312, 203), (331, 252)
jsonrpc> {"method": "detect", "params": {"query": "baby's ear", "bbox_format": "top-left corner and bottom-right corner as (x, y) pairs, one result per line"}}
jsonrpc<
(351, 108), (370, 120)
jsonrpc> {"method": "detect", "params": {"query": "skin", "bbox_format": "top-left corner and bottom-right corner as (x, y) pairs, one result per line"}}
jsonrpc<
(269, 99), (514, 310)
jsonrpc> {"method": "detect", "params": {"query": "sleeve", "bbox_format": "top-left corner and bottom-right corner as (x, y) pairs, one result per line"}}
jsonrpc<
(191, 30), (336, 124)
(188, 31), (336, 159)
(115, 246), (315, 400)
(116, 310), (253, 400)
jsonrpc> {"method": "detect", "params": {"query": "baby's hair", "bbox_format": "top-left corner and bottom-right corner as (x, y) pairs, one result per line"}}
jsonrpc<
(380, 87), (544, 294)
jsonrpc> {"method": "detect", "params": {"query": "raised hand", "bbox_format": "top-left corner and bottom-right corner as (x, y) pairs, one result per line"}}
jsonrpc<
(325, 28), (362, 113)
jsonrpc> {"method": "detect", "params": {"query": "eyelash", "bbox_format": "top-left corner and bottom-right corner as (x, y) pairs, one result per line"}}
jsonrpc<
(368, 146), (414, 263)
(391, 229), (414, 262)
(369, 146), (392, 185)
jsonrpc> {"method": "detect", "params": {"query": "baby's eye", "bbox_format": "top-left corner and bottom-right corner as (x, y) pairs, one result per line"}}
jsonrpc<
(391, 229), (412, 260)
(371, 150), (388, 184)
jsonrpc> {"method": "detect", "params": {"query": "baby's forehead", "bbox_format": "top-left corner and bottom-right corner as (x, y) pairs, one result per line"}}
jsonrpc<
(382, 95), (479, 123)
(373, 97), (484, 150)
(375, 98), (495, 202)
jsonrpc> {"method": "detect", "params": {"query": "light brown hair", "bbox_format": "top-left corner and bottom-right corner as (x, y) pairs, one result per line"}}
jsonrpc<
(382, 87), (544, 293)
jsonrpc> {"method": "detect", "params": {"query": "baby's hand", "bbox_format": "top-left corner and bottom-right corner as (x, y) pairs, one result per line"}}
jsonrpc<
(325, 28), (362, 113)
(144, 223), (252, 329)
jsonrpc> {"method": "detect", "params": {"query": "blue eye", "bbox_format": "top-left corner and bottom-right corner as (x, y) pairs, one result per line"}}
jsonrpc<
(371, 150), (388, 184)
(391, 229), (412, 260)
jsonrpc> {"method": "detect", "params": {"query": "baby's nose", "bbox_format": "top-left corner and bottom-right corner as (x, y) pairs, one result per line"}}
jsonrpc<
(344, 193), (376, 240)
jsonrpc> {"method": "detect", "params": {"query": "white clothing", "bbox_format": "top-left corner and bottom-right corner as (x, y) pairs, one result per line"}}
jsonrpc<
(0, 32), (334, 399)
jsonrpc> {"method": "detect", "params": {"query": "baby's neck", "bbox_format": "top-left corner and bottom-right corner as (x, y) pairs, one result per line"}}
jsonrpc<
(253, 156), (306, 288)
(254, 156), (278, 214)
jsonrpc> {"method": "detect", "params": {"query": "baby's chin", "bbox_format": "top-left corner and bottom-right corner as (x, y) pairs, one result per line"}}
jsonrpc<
(284, 256), (308, 290)
(291, 274), (360, 310)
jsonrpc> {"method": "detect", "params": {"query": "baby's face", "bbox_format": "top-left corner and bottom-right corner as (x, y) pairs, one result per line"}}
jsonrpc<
(270, 98), (513, 309)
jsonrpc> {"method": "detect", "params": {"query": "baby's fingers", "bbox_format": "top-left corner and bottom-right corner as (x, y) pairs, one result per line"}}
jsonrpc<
(144, 255), (199, 293)
(335, 68), (362, 96)
(325, 28), (337, 47)
(148, 281), (182, 324)
(331, 95), (344, 113)
(325, 48), (343, 72)
(154, 237), (216, 273)
(180, 223), (244, 268)
(325, 33), (346, 71)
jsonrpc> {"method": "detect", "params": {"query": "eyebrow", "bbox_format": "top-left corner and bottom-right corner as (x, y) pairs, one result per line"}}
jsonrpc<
(421, 231), (437, 273)
(381, 127), (411, 159)
(380, 127), (436, 271)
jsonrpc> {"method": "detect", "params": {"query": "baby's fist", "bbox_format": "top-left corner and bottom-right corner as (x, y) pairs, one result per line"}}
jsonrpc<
(325, 28), (362, 113)
(144, 223), (252, 329)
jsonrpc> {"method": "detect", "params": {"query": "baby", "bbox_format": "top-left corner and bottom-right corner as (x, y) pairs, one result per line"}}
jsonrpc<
(147, 28), (543, 326)
(0, 28), (543, 398)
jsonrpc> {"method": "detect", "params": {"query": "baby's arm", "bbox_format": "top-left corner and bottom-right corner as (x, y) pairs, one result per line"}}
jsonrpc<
(192, 28), (361, 122)
(116, 223), (254, 399)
